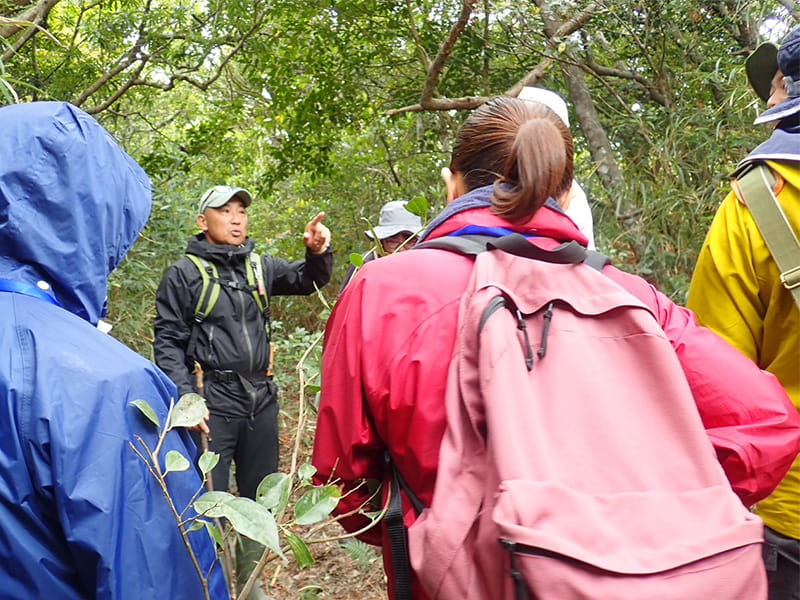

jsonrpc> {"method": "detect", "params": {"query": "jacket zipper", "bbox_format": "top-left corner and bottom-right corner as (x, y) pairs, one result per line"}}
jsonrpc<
(230, 265), (257, 418)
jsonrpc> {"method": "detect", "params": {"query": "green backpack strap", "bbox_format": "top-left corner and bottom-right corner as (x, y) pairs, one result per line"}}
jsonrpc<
(247, 251), (272, 340)
(246, 251), (267, 313)
(184, 252), (272, 373)
(735, 163), (800, 312)
(246, 251), (275, 377)
(186, 253), (221, 322)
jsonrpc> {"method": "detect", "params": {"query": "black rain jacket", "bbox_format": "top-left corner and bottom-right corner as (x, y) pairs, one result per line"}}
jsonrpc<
(154, 233), (333, 417)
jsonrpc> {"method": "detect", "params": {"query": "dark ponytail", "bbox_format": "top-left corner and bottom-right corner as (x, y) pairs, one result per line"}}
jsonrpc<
(450, 96), (574, 223)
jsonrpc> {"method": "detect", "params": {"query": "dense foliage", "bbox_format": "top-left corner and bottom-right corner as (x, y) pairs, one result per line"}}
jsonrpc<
(1, 0), (795, 345)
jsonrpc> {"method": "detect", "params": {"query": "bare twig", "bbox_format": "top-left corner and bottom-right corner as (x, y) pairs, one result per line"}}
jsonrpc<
(405, 0), (431, 71)
(289, 331), (324, 477)
(305, 482), (387, 544)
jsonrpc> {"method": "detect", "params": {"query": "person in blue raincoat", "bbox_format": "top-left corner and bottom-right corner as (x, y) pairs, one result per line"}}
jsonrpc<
(0, 102), (229, 600)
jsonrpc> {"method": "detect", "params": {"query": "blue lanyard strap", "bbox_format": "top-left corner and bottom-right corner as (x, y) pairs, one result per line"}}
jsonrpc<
(0, 279), (61, 306)
(448, 224), (537, 238)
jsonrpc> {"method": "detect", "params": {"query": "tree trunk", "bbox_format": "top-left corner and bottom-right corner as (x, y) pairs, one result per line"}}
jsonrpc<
(535, 0), (626, 211)
(561, 63), (626, 210)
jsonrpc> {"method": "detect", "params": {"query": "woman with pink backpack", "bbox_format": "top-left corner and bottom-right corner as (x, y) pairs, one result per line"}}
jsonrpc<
(312, 97), (800, 600)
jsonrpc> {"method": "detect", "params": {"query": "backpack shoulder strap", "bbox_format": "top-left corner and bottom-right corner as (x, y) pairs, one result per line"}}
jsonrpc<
(247, 251), (272, 342)
(385, 453), (425, 600)
(734, 163), (800, 311)
(487, 234), (589, 265)
(246, 251), (269, 313)
(417, 232), (610, 271)
(415, 233), (494, 256)
(585, 249), (612, 271)
(185, 253), (220, 322)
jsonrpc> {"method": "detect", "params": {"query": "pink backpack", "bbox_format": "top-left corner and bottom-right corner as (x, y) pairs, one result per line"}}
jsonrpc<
(406, 234), (766, 600)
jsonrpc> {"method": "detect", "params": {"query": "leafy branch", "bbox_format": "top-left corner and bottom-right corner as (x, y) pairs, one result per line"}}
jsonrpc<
(129, 349), (384, 598)
(131, 393), (291, 599)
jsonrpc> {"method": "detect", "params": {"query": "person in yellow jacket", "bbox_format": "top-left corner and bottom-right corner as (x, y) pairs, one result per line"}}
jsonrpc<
(688, 26), (800, 600)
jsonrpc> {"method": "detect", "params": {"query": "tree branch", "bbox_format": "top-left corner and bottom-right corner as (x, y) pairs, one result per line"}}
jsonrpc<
(711, 1), (760, 48)
(0, 0), (61, 63)
(72, 40), (144, 107)
(0, 0), (60, 39)
(388, 94), (490, 116)
(405, 0), (430, 72)
(80, 8), (265, 114)
(388, 2), (595, 115)
(82, 55), (149, 114)
(582, 57), (670, 107)
(419, 0), (477, 106)
(506, 5), (596, 96)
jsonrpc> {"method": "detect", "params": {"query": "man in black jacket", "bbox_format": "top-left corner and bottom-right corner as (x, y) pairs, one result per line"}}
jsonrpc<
(154, 185), (332, 499)
(155, 185), (332, 598)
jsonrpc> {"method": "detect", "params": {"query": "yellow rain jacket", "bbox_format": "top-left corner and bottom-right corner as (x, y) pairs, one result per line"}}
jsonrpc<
(689, 148), (800, 539)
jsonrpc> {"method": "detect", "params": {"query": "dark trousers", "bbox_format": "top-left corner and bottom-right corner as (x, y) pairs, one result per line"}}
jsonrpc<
(764, 525), (800, 600)
(193, 401), (279, 500)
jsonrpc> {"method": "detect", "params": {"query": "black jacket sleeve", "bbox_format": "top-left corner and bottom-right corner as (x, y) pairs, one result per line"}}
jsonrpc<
(266, 247), (333, 296)
(153, 261), (196, 397)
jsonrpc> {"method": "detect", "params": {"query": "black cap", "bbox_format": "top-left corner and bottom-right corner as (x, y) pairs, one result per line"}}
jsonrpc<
(754, 26), (800, 124)
(746, 42), (778, 102)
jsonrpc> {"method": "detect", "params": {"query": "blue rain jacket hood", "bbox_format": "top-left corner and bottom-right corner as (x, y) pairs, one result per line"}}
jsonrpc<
(0, 102), (228, 599)
(0, 101), (151, 323)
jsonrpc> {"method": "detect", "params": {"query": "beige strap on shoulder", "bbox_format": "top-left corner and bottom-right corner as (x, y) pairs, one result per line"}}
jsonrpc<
(734, 163), (800, 311)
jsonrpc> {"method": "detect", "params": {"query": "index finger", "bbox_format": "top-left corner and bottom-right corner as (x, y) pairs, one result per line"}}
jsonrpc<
(309, 211), (326, 226)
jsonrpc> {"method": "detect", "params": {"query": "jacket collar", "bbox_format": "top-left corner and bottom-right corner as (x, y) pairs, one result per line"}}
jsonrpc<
(738, 121), (800, 171)
(418, 184), (587, 246)
(186, 233), (255, 264)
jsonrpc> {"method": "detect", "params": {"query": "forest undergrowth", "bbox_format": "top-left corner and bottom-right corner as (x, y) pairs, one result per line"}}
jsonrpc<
(260, 322), (387, 600)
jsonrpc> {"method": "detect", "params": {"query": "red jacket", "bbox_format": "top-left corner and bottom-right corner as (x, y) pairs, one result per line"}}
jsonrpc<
(312, 204), (800, 599)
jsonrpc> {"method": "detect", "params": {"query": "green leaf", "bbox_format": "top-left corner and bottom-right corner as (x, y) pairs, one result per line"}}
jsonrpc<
(305, 384), (321, 394)
(285, 531), (314, 569)
(168, 393), (207, 430)
(195, 491), (237, 518)
(198, 451), (219, 475)
(294, 485), (340, 526)
(296, 464), (316, 484)
(196, 491), (283, 557)
(203, 520), (225, 548)
(131, 399), (160, 428)
(225, 497), (284, 558)
(256, 472), (291, 514)
(340, 538), (379, 570)
(165, 450), (190, 474)
(349, 252), (364, 268)
(187, 520), (205, 533)
(404, 196), (428, 219)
